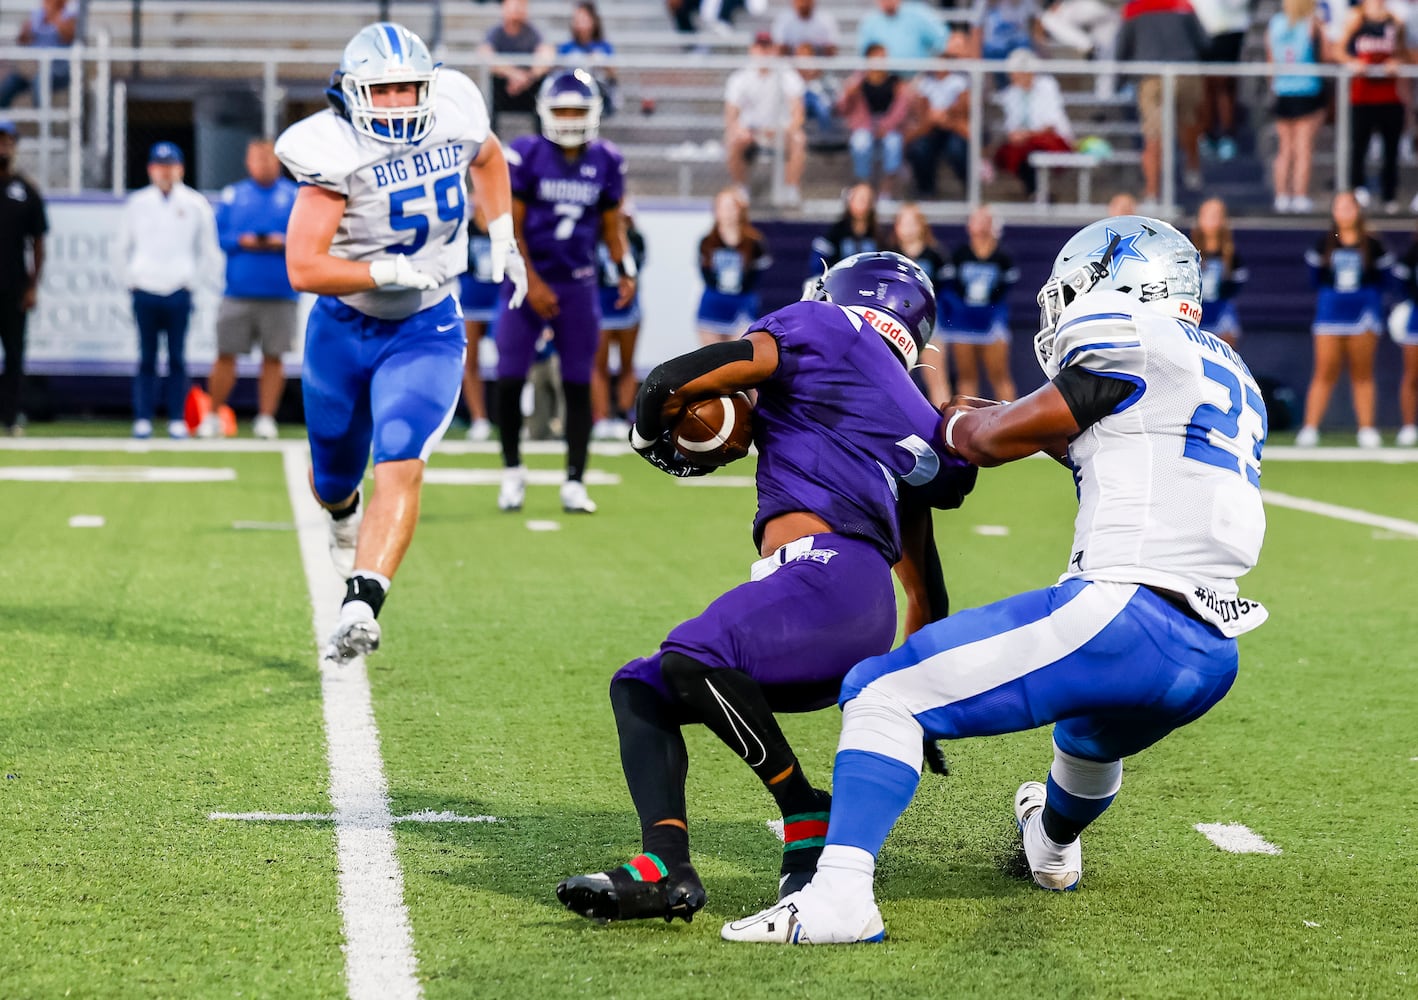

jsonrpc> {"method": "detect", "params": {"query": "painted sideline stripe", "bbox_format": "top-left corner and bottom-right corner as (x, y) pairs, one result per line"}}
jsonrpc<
(1263, 490), (1418, 539)
(209, 810), (500, 825)
(1195, 822), (1283, 855)
(282, 448), (422, 1000)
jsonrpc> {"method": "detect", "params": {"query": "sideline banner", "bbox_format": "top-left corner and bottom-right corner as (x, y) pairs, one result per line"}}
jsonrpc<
(30, 197), (711, 377)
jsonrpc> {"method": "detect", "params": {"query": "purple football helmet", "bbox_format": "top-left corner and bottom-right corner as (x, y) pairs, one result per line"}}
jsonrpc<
(811, 251), (936, 367)
(537, 69), (602, 148)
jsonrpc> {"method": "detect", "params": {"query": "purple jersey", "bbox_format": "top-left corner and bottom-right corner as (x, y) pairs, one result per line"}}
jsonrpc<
(751, 301), (974, 563)
(508, 134), (626, 285)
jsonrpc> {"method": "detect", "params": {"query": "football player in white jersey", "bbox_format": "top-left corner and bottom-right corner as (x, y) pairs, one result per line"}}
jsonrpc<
(722, 216), (1269, 946)
(276, 22), (528, 663)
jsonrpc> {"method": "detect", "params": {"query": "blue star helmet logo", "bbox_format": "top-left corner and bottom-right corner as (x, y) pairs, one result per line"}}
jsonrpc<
(1087, 226), (1149, 264)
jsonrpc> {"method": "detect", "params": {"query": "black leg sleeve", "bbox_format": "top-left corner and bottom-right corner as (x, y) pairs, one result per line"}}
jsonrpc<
(562, 380), (591, 482)
(496, 377), (524, 468)
(610, 677), (690, 859)
(660, 653), (821, 817)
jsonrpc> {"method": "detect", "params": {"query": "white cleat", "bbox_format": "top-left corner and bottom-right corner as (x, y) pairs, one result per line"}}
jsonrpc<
(720, 884), (885, 945)
(1014, 781), (1082, 891)
(324, 617), (381, 664)
(498, 466), (526, 512)
(1397, 425), (1418, 448)
(252, 414), (279, 440)
(1356, 427), (1383, 449)
(132, 418), (153, 439)
(466, 417), (492, 442)
(560, 479), (597, 514)
(167, 420), (189, 440)
(327, 496), (361, 579)
(196, 413), (223, 439)
(1294, 426), (1320, 449)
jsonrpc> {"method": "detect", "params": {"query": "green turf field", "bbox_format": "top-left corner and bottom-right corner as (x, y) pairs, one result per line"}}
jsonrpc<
(2, 438), (1415, 999)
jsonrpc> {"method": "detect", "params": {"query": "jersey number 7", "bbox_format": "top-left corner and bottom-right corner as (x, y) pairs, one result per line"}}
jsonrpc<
(1184, 358), (1267, 487)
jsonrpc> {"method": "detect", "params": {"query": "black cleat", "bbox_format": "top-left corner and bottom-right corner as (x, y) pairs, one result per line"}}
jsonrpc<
(556, 863), (706, 924)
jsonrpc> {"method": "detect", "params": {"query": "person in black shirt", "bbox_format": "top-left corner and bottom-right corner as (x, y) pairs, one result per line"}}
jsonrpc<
(887, 201), (950, 405)
(0, 120), (46, 436)
(938, 204), (1018, 402)
(810, 182), (883, 275)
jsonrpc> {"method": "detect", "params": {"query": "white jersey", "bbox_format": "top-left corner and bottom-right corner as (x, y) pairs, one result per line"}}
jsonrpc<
(274, 69), (491, 320)
(1053, 289), (1268, 636)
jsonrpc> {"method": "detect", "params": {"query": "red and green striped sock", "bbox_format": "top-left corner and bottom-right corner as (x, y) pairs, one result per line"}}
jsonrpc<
(781, 810), (830, 853)
(620, 853), (669, 883)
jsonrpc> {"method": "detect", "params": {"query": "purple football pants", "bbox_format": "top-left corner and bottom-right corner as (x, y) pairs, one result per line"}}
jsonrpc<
(614, 534), (898, 714)
(494, 279), (600, 384)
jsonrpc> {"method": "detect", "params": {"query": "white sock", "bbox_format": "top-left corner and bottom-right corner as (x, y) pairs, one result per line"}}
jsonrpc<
(810, 845), (876, 901)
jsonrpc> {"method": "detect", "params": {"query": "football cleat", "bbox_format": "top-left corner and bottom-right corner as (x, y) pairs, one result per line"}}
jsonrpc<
(556, 861), (705, 924)
(560, 479), (597, 514)
(1014, 781), (1082, 891)
(498, 466), (526, 512)
(720, 884), (885, 945)
(253, 415), (279, 440)
(327, 496), (361, 579)
(324, 616), (381, 664)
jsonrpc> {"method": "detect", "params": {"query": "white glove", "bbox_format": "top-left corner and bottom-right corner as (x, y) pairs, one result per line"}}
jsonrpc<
(488, 213), (528, 309)
(369, 255), (440, 291)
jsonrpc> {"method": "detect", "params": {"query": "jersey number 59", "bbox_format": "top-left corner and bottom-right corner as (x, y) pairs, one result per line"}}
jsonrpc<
(387, 175), (466, 255)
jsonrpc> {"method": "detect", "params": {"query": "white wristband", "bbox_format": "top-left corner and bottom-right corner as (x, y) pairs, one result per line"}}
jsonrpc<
(944, 409), (968, 452)
(488, 213), (514, 243)
(630, 424), (656, 451)
(620, 254), (638, 280)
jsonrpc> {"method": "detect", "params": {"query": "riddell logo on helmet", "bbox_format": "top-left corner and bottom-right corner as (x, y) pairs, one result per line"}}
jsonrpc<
(1177, 301), (1202, 322)
(847, 306), (918, 363)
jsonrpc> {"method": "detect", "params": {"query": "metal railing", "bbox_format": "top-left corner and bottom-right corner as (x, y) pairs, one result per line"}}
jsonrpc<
(0, 41), (1405, 215)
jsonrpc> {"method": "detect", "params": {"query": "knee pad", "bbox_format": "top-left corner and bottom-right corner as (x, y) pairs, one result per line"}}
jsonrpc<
(1050, 741), (1122, 800)
(837, 687), (924, 774)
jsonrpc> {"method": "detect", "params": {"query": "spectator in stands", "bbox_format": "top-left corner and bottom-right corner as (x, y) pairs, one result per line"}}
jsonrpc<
(460, 205), (499, 442)
(1190, 197), (1247, 348)
(480, 0), (555, 129)
(0, 1), (76, 110)
(0, 120), (45, 437)
(1039, 0), (1122, 97)
(667, 0), (699, 34)
(559, 2), (618, 114)
(1391, 224), (1418, 446)
(858, 0), (949, 61)
(1107, 191), (1138, 215)
(773, 0), (840, 54)
(971, 0), (1046, 68)
(992, 49), (1074, 198)
(1192, 0), (1250, 161)
(938, 203), (1018, 402)
(905, 34), (973, 196)
(201, 139), (297, 441)
(1340, 0), (1408, 214)
(838, 44), (914, 196)
(724, 33), (807, 206)
(810, 182), (883, 273)
(1115, 0), (1210, 201)
(121, 142), (220, 441)
(696, 187), (772, 345)
(887, 202), (952, 405)
(1268, 0), (1326, 214)
(794, 42), (845, 138)
(1297, 191), (1389, 448)
(592, 204), (646, 437)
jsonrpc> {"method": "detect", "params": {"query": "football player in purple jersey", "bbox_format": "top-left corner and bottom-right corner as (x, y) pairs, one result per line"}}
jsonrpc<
(555, 252), (977, 925)
(494, 68), (635, 514)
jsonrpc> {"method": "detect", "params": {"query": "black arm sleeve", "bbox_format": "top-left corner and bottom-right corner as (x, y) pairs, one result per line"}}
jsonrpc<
(633, 339), (756, 439)
(1052, 366), (1139, 432)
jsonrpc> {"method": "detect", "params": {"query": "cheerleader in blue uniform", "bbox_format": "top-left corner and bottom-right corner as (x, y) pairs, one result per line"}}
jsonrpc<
(1388, 223), (1418, 446)
(696, 188), (772, 346)
(1299, 191), (1390, 448)
(939, 204), (1019, 402)
(1191, 198), (1248, 349)
(592, 208), (647, 439)
(460, 206), (501, 442)
(888, 202), (951, 406)
(809, 182), (882, 274)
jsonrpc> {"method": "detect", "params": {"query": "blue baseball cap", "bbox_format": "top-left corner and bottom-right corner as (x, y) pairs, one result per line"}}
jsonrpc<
(0, 120), (18, 138)
(148, 141), (184, 165)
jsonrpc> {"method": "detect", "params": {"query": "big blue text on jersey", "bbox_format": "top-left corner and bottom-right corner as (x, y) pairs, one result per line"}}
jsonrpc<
(371, 144), (466, 188)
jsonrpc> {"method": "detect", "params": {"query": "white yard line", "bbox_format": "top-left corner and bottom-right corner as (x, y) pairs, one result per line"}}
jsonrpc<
(281, 447), (422, 1000)
(1263, 490), (1418, 539)
(1194, 823), (1283, 855)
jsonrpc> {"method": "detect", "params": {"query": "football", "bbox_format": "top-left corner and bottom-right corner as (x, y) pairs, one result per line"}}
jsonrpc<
(673, 393), (754, 469)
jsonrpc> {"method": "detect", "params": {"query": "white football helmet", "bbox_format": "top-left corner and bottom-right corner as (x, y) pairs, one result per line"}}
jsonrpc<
(333, 22), (439, 144)
(536, 69), (603, 148)
(1035, 215), (1202, 377)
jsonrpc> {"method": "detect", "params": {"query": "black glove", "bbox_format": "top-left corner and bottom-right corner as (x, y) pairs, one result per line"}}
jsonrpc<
(923, 739), (950, 776)
(629, 425), (713, 478)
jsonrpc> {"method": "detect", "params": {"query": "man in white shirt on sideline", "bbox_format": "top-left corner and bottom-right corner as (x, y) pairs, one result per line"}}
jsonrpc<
(724, 32), (807, 204)
(120, 141), (221, 439)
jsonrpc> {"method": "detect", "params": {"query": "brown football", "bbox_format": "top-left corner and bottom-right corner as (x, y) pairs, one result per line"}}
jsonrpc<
(673, 392), (754, 469)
